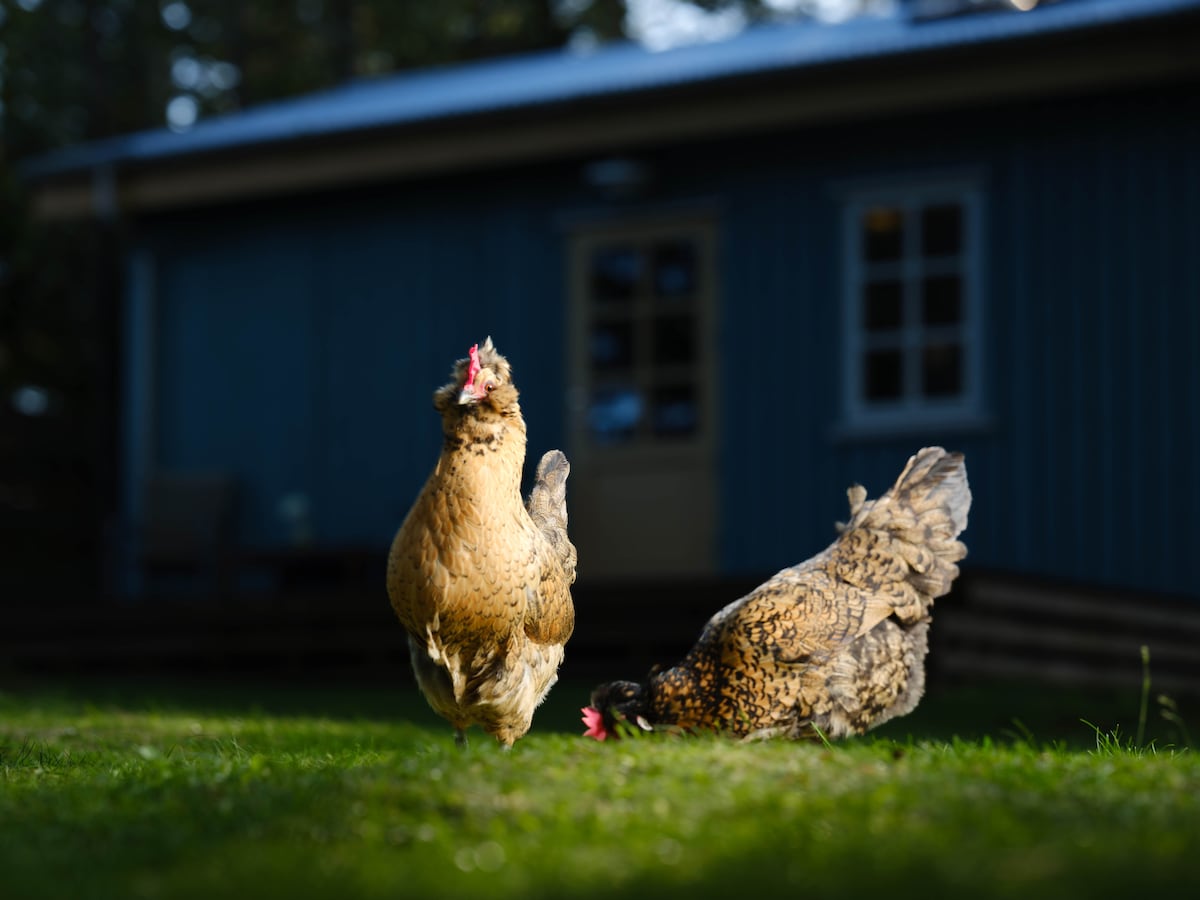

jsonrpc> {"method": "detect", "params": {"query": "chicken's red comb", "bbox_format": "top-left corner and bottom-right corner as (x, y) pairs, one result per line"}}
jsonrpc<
(581, 706), (609, 741)
(465, 343), (481, 389)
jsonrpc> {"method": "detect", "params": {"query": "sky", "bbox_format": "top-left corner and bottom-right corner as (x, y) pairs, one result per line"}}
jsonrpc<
(623, 0), (888, 51)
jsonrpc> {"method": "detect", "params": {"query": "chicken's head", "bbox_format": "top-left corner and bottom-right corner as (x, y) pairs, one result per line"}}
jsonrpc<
(434, 336), (518, 414)
(582, 680), (653, 741)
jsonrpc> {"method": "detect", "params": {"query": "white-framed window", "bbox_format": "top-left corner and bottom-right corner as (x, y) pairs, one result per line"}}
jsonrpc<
(840, 176), (985, 433)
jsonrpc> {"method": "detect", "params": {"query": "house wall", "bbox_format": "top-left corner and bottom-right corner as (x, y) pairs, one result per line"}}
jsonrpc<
(708, 84), (1200, 598)
(136, 176), (575, 553)
(127, 81), (1200, 599)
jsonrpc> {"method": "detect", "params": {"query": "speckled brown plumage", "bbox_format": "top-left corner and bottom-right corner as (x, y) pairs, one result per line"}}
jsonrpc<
(387, 338), (576, 747)
(589, 447), (970, 741)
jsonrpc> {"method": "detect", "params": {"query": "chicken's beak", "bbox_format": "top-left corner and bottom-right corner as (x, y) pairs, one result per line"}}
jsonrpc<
(458, 388), (475, 405)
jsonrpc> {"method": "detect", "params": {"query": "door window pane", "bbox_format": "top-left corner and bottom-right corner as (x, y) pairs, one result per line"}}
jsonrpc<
(590, 321), (634, 372)
(588, 386), (642, 444)
(652, 385), (698, 437)
(652, 240), (697, 300)
(652, 316), (694, 366)
(591, 246), (641, 304)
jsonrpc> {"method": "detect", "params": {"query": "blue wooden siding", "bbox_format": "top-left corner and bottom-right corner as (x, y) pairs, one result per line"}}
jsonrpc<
(710, 88), (1200, 598)
(131, 85), (1200, 600)
(142, 177), (571, 551)
(154, 220), (322, 547)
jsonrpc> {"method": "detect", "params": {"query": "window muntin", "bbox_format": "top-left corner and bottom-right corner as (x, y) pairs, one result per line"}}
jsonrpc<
(843, 181), (982, 428)
(580, 230), (709, 448)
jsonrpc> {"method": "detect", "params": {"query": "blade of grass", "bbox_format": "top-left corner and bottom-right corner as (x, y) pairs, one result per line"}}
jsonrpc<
(1137, 645), (1151, 748)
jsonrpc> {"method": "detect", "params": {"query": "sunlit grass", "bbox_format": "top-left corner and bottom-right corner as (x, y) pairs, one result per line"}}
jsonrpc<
(1, 677), (1197, 900)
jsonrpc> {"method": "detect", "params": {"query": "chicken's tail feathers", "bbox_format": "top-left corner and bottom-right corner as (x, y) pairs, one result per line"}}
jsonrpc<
(527, 449), (578, 583)
(837, 447), (971, 609)
(886, 446), (970, 536)
(530, 449), (570, 516)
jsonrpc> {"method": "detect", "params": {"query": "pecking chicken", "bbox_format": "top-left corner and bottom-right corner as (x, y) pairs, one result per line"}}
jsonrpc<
(583, 447), (970, 742)
(387, 338), (577, 747)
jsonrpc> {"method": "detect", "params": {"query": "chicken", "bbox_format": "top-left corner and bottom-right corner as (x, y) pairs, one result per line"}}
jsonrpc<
(583, 447), (970, 742)
(387, 338), (577, 747)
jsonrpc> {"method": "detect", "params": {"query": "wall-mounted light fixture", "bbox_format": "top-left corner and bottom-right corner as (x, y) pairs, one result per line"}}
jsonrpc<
(582, 157), (653, 199)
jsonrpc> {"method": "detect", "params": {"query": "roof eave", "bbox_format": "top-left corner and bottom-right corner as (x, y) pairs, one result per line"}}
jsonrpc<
(26, 11), (1200, 220)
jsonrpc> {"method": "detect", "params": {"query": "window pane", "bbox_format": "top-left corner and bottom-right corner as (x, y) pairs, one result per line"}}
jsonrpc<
(590, 321), (634, 372)
(864, 281), (903, 332)
(652, 240), (697, 300)
(922, 204), (962, 257)
(591, 246), (641, 303)
(651, 385), (698, 438)
(864, 349), (903, 402)
(652, 316), (694, 366)
(922, 275), (962, 325)
(862, 207), (903, 262)
(588, 385), (642, 444)
(922, 343), (962, 397)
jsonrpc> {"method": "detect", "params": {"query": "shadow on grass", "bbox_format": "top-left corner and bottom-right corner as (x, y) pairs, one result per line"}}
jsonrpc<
(3, 671), (1194, 751)
(868, 678), (1196, 751)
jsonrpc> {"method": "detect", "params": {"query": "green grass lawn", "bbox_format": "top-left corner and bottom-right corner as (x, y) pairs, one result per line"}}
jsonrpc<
(1, 674), (1198, 900)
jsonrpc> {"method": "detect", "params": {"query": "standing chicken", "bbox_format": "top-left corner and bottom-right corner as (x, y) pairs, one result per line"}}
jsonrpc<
(583, 447), (970, 742)
(388, 338), (576, 747)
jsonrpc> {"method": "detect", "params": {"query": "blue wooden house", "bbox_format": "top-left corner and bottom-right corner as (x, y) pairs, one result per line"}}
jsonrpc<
(24, 0), (1200, 606)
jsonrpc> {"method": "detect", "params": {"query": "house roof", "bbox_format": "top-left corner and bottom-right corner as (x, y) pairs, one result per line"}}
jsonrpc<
(23, 0), (1200, 216)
